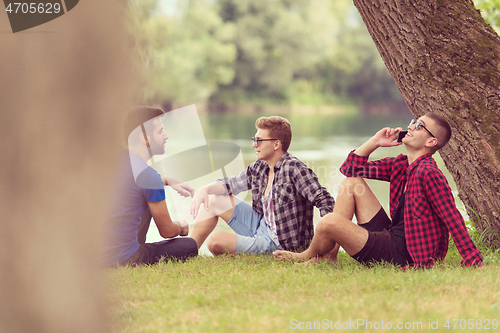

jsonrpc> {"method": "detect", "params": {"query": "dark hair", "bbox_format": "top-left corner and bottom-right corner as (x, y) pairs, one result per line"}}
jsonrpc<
(124, 106), (165, 144)
(425, 113), (452, 151)
(255, 116), (292, 152)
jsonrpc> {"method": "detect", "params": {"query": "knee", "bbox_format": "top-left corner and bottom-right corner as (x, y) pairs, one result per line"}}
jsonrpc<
(340, 177), (365, 187)
(173, 237), (198, 261)
(338, 177), (367, 197)
(184, 237), (199, 258)
(208, 194), (235, 216)
(315, 213), (342, 235)
(207, 233), (228, 255)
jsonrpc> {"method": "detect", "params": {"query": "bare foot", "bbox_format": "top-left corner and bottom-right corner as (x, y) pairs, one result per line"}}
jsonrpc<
(273, 250), (306, 262)
(320, 246), (338, 264)
(274, 244), (340, 264)
(294, 257), (318, 266)
(294, 253), (337, 266)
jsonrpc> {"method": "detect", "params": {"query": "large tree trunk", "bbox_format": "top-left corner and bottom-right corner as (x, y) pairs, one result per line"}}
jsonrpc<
(353, 0), (500, 247)
(0, 1), (134, 332)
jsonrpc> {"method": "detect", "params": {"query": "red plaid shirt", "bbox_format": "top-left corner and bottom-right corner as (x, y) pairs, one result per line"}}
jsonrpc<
(340, 151), (483, 268)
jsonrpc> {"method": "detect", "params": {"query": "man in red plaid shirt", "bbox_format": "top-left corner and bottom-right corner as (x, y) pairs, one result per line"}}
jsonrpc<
(274, 113), (483, 268)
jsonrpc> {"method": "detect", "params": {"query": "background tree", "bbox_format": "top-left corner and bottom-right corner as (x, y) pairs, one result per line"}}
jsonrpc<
(308, 2), (405, 110)
(127, 0), (236, 110)
(474, 0), (500, 31)
(211, 0), (406, 108)
(353, 0), (500, 246)
(128, 0), (409, 110)
(210, 0), (339, 106)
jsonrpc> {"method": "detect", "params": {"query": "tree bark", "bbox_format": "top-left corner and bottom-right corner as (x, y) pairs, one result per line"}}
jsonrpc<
(353, 0), (500, 247)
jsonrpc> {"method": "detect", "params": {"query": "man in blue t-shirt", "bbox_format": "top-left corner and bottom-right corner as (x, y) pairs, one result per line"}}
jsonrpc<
(101, 106), (198, 266)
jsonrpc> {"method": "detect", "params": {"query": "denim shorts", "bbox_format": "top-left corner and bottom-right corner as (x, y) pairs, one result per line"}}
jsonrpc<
(227, 198), (282, 254)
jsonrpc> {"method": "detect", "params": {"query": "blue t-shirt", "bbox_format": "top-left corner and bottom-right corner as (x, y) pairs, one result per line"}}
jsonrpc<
(100, 150), (166, 266)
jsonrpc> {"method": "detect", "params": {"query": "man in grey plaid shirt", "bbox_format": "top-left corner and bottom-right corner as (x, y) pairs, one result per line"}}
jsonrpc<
(190, 116), (334, 255)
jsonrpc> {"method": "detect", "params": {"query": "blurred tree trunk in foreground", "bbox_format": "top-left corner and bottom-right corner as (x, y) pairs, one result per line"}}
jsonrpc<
(353, 0), (500, 247)
(0, 1), (134, 332)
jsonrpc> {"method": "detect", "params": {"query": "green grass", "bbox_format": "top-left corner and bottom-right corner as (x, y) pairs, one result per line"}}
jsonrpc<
(105, 244), (500, 333)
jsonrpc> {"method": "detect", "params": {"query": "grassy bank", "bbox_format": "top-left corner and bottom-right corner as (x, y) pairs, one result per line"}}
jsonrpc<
(105, 245), (500, 333)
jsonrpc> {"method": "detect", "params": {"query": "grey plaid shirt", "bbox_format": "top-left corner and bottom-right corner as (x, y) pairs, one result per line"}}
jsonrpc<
(217, 152), (334, 250)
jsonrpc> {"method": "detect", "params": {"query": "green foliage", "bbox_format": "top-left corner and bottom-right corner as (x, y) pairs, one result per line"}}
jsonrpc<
(210, 0), (339, 105)
(307, 9), (403, 105)
(211, 0), (403, 106)
(465, 207), (500, 260)
(127, 0), (236, 107)
(446, 206), (500, 265)
(474, 0), (500, 32)
(126, 0), (405, 108)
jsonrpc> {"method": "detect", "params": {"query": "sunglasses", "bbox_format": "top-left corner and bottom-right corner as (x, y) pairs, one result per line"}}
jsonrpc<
(409, 119), (435, 138)
(251, 137), (278, 147)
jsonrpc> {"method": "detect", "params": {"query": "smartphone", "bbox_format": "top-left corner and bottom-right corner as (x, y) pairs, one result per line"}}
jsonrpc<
(397, 131), (408, 142)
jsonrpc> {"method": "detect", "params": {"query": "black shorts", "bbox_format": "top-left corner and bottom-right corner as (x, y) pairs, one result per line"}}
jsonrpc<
(352, 208), (412, 267)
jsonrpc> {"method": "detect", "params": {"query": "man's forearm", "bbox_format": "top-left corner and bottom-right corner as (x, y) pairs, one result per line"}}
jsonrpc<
(354, 127), (402, 157)
(354, 137), (379, 157)
(162, 177), (180, 186)
(203, 181), (227, 195)
(160, 220), (182, 239)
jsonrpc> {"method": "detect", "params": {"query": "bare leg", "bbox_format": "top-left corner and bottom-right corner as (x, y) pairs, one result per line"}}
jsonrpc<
(316, 177), (382, 261)
(334, 177), (382, 224)
(190, 194), (236, 249)
(207, 232), (238, 255)
(274, 212), (371, 262)
(190, 211), (218, 250)
(274, 177), (382, 262)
